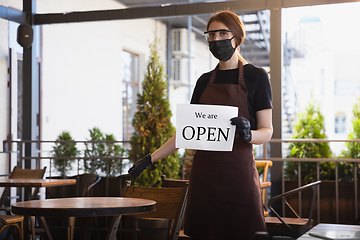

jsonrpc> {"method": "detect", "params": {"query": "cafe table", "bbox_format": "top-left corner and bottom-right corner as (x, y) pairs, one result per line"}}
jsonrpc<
(0, 178), (77, 239)
(297, 223), (360, 239)
(12, 197), (156, 240)
(0, 178), (76, 200)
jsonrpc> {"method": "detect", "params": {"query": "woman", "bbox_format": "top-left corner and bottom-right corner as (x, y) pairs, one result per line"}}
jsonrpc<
(122, 11), (273, 240)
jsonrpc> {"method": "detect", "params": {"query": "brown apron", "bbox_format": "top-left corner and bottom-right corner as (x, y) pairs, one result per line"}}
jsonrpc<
(183, 61), (266, 240)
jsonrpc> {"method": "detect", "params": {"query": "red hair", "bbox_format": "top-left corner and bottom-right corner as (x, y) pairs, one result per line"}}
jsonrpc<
(207, 11), (247, 63)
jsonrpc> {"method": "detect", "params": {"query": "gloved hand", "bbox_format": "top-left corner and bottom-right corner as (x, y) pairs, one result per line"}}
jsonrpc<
(118, 154), (152, 179)
(230, 117), (252, 143)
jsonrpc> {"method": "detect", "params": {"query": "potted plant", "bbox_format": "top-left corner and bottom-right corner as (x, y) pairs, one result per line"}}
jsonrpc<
(84, 127), (127, 177)
(51, 131), (79, 177)
(83, 127), (127, 197)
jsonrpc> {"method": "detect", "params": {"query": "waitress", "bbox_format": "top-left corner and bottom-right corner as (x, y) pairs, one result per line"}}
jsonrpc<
(122, 11), (273, 240)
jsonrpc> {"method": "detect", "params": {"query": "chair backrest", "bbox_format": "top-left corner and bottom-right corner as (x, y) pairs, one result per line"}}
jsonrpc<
(10, 166), (46, 180)
(70, 173), (101, 197)
(122, 180), (189, 240)
(268, 180), (321, 224)
(255, 161), (273, 183)
(266, 180), (321, 239)
(47, 173), (101, 198)
(255, 161), (273, 216)
(161, 175), (189, 188)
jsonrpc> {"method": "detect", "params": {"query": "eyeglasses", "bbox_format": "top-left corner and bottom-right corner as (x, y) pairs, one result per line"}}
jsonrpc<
(204, 29), (233, 42)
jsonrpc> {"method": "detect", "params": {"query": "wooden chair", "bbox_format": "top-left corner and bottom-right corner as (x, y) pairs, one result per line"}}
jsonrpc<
(255, 160), (273, 217)
(0, 215), (24, 240)
(265, 180), (321, 239)
(110, 179), (189, 240)
(161, 175), (190, 240)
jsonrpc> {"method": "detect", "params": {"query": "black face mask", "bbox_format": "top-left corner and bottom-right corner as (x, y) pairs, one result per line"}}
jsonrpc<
(208, 36), (236, 61)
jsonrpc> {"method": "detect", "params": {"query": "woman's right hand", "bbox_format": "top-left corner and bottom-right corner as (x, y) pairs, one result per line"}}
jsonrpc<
(118, 154), (152, 179)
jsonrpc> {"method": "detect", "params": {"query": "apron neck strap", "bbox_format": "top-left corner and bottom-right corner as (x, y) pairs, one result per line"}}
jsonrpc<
(209, 61), (244, 84)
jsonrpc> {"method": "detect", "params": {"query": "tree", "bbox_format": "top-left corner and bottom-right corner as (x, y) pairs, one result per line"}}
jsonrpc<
(285, 101), (333, 183)
(129, 38), (180, 187)
(338, 98), (360, 181)
(341, 98), (360, 158)
(52, 131), (79, 177)
(182, 149), (195, 180)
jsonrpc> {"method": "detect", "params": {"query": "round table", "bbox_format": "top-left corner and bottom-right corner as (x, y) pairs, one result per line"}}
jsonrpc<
(12, 197), (156, 240)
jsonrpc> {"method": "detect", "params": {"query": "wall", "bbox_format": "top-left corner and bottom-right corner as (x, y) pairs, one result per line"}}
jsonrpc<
(0, 16), (9, 176)
(169, 38), (216, 128)
(0, 0), (213, 177)
(36, 0), (167, 174)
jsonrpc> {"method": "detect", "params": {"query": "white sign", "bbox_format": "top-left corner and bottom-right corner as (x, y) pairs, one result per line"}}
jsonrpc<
(176, 104), (238, 151)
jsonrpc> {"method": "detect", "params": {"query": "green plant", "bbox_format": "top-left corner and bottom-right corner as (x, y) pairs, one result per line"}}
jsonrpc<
(51, 131), (79, 177)
(182, 149), (195, 179)
(102, 133), (127, 176)
(338, 98), (360, 181)
(129, 38), (180, 187)
(84, 127), (105, 174)
(284, 101), (333, 183)
(84, 127), (126, 176)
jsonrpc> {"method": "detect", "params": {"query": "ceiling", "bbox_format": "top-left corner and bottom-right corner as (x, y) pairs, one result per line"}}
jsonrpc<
(114, 0), (228, 38)
(116, 0), (209, 8)
(114, 0), (269, 64)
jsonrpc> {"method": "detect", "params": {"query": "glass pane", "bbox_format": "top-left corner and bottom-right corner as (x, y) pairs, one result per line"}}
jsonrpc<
(122, 51), (139, 146)
(283, 2), (360, 155)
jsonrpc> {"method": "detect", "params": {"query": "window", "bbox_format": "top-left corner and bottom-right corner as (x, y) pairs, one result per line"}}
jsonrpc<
(283, 2), (360, 140)
(335, 113), (346, 134)
(122, 51), (139, 145)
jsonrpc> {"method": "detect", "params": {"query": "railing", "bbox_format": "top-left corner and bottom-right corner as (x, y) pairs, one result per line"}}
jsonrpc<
(179, 138), (360, 225)
(262, 138), (360, 225)
(1, 139), (130, 175)
(2, 138), (360, 225)
(1, 139), (131, 199)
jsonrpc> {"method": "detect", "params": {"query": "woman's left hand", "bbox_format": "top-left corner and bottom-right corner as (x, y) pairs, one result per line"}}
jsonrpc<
(230, 117), (252, 143)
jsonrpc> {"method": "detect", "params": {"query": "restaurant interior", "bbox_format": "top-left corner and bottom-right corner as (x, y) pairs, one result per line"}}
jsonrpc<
(1, 0), (360, 239)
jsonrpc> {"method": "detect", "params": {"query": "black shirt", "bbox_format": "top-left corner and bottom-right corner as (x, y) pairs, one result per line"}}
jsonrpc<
(190, 64), (272, 130)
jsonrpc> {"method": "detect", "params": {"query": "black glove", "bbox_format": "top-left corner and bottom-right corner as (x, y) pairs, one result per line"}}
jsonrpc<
(118, 154), (152, 179)
(230, 117), (252, 143)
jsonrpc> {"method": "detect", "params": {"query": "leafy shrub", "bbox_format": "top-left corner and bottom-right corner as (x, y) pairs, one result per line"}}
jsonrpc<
(84, 127), (127, 176)
(338, 98), (360, 181)
(285, 101), (333, 183)
(52, 131), (79, 177)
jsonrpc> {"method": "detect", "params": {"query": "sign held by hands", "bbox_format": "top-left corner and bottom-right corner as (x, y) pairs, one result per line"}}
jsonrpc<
(176, 104), (238, 151)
